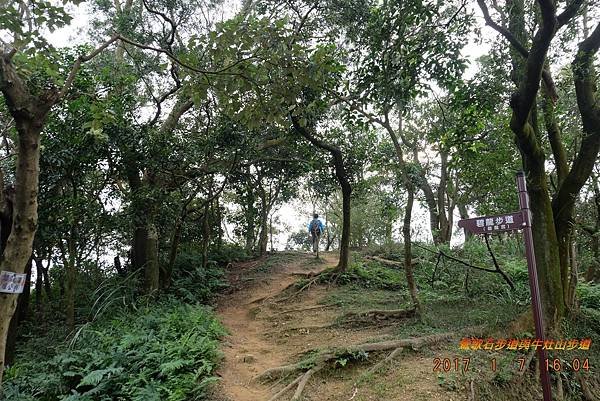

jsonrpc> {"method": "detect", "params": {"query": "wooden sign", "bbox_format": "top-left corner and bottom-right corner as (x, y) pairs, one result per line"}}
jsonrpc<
(458, 172), (552, 401)
(457, 211), (524, 234)
(0, 271), (27, 294)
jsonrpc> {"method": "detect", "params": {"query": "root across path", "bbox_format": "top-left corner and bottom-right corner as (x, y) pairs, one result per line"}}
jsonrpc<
(214, 252), (466, 401)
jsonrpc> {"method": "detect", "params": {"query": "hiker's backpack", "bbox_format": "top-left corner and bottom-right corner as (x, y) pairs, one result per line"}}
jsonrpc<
(310, 219), (321, 235)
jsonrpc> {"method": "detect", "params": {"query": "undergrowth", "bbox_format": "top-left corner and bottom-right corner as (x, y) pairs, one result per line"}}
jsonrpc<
(334, 239), (600, 400)
(4, 301), (225, 401)
(3, 248), (231, 401)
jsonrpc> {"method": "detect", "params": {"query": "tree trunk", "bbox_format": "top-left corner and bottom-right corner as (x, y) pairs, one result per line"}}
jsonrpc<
(338, 176), (352, 272)
(144, 222), (160, 293)
(131, 225), (148, 272)
(567, 240), (578, 308)
(64, 236), (77, 333)
(458, 203), (473, 241)
(0, 36), (115, 386)
(114, 256), (125, 276)
(269, 216), (274, 252)
(34, 257), (43, 308)
(436, 151), (452, 244)
(201, 205), (211, 269)
(522, 153), (565, 323)
(257, 195), (269, 256)
(42, 261), (51, 299)
(125, 159), (147, 274)
(492, 0), (585, 324)
(163, 219), (183, 288)
(291, 116), (351, 272)
(215, 199), (224, 250)
(585, 233), (599, 282)
(4, 258), (32, 367)
(381, 110), (449, 246)
(0, 83), (46, 385)
(585, 177), (600, 281)
(325, 234), (336, 251)
(403, 187), (422, 316)
(244, 180), (256, 254)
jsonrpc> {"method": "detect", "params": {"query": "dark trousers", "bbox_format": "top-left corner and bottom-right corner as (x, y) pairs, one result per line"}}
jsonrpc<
(311, 233), (320, 252)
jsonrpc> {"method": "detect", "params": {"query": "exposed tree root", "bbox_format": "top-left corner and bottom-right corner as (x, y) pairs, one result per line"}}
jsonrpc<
(557, 372), (564, 400)
(260, 333), (452, 400)
(266, 365), (322, 401)
(365, 255), (418, 268)
(267, 371), (304, 401)
(278, 323), (336, 333)
(291, 366), (321, 401)
(277, 276), (321, 302)
(247, 268), (332, 305)
(272, 304), (331, 316)
(289, 271), (322, 277)
(274, 309), (415, 333)
(259, 363), (305, 381)
(361, 346), (403, 377)
(341, 308), (416, 323)
(247, 280), (308, 305)
(257, 332), (452, 383)
(468, 378), (476, 401)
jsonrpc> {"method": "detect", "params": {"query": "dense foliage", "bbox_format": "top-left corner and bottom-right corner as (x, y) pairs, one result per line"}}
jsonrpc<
(0, 0), (598, 399)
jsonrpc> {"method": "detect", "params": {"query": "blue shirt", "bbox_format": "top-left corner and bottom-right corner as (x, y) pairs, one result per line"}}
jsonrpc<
(308, 218), (324, 234)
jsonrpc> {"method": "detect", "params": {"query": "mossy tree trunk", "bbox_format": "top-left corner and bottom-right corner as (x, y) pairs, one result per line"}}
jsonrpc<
(478, 0), (598, 324)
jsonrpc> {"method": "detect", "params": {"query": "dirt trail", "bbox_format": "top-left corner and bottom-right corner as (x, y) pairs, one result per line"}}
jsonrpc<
(215, 252), (457, 401)
(215, 253), (336, 401)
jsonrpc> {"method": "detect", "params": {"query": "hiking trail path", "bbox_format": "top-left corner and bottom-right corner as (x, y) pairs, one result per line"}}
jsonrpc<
(215, 252), (459, 401)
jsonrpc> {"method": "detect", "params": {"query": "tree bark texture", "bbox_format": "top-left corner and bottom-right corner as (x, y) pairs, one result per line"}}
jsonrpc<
(480, 0), (597, 323)
(144, 222), (160, 293)
(0, 52), (54, 386)
(291, 115), (351, 272)
(403, 187), (422, 316)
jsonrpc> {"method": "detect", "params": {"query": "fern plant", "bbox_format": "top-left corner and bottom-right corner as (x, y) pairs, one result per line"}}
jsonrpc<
(4, 301), (225, 401)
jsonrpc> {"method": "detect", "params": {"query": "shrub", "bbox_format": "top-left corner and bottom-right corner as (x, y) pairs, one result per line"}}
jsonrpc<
(3, 301), (225, 401)
(208, 243), (252, 265)
(577, 282), (600, 310)
(334, 259), (405, 290)
(168, 251), (228, 304)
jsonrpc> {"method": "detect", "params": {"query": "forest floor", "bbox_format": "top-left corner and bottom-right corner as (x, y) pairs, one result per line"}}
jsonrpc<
(213, 252), (467, 401)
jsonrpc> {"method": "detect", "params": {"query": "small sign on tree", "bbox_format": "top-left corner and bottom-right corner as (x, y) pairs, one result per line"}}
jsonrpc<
(0, 271), (27, 294)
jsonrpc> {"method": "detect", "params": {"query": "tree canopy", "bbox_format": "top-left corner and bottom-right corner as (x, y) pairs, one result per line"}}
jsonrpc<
(0, 0), (599, 399)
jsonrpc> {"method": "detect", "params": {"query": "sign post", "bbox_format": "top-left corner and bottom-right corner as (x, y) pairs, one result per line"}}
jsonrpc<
(516, 171), (552, 401)
(458, 171), (552, 401)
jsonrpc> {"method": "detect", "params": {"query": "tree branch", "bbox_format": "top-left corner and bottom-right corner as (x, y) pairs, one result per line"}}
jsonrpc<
(553, 22), (600, 228)
(477, 0), (528, 56)
(116, 34), (255, 79)
(477, 0), (558, 101)
(557, 0), (585, 28)
(58, 35), (120, 101)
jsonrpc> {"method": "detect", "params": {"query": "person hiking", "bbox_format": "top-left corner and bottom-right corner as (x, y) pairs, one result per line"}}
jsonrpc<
(308, 213), (325, 254)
